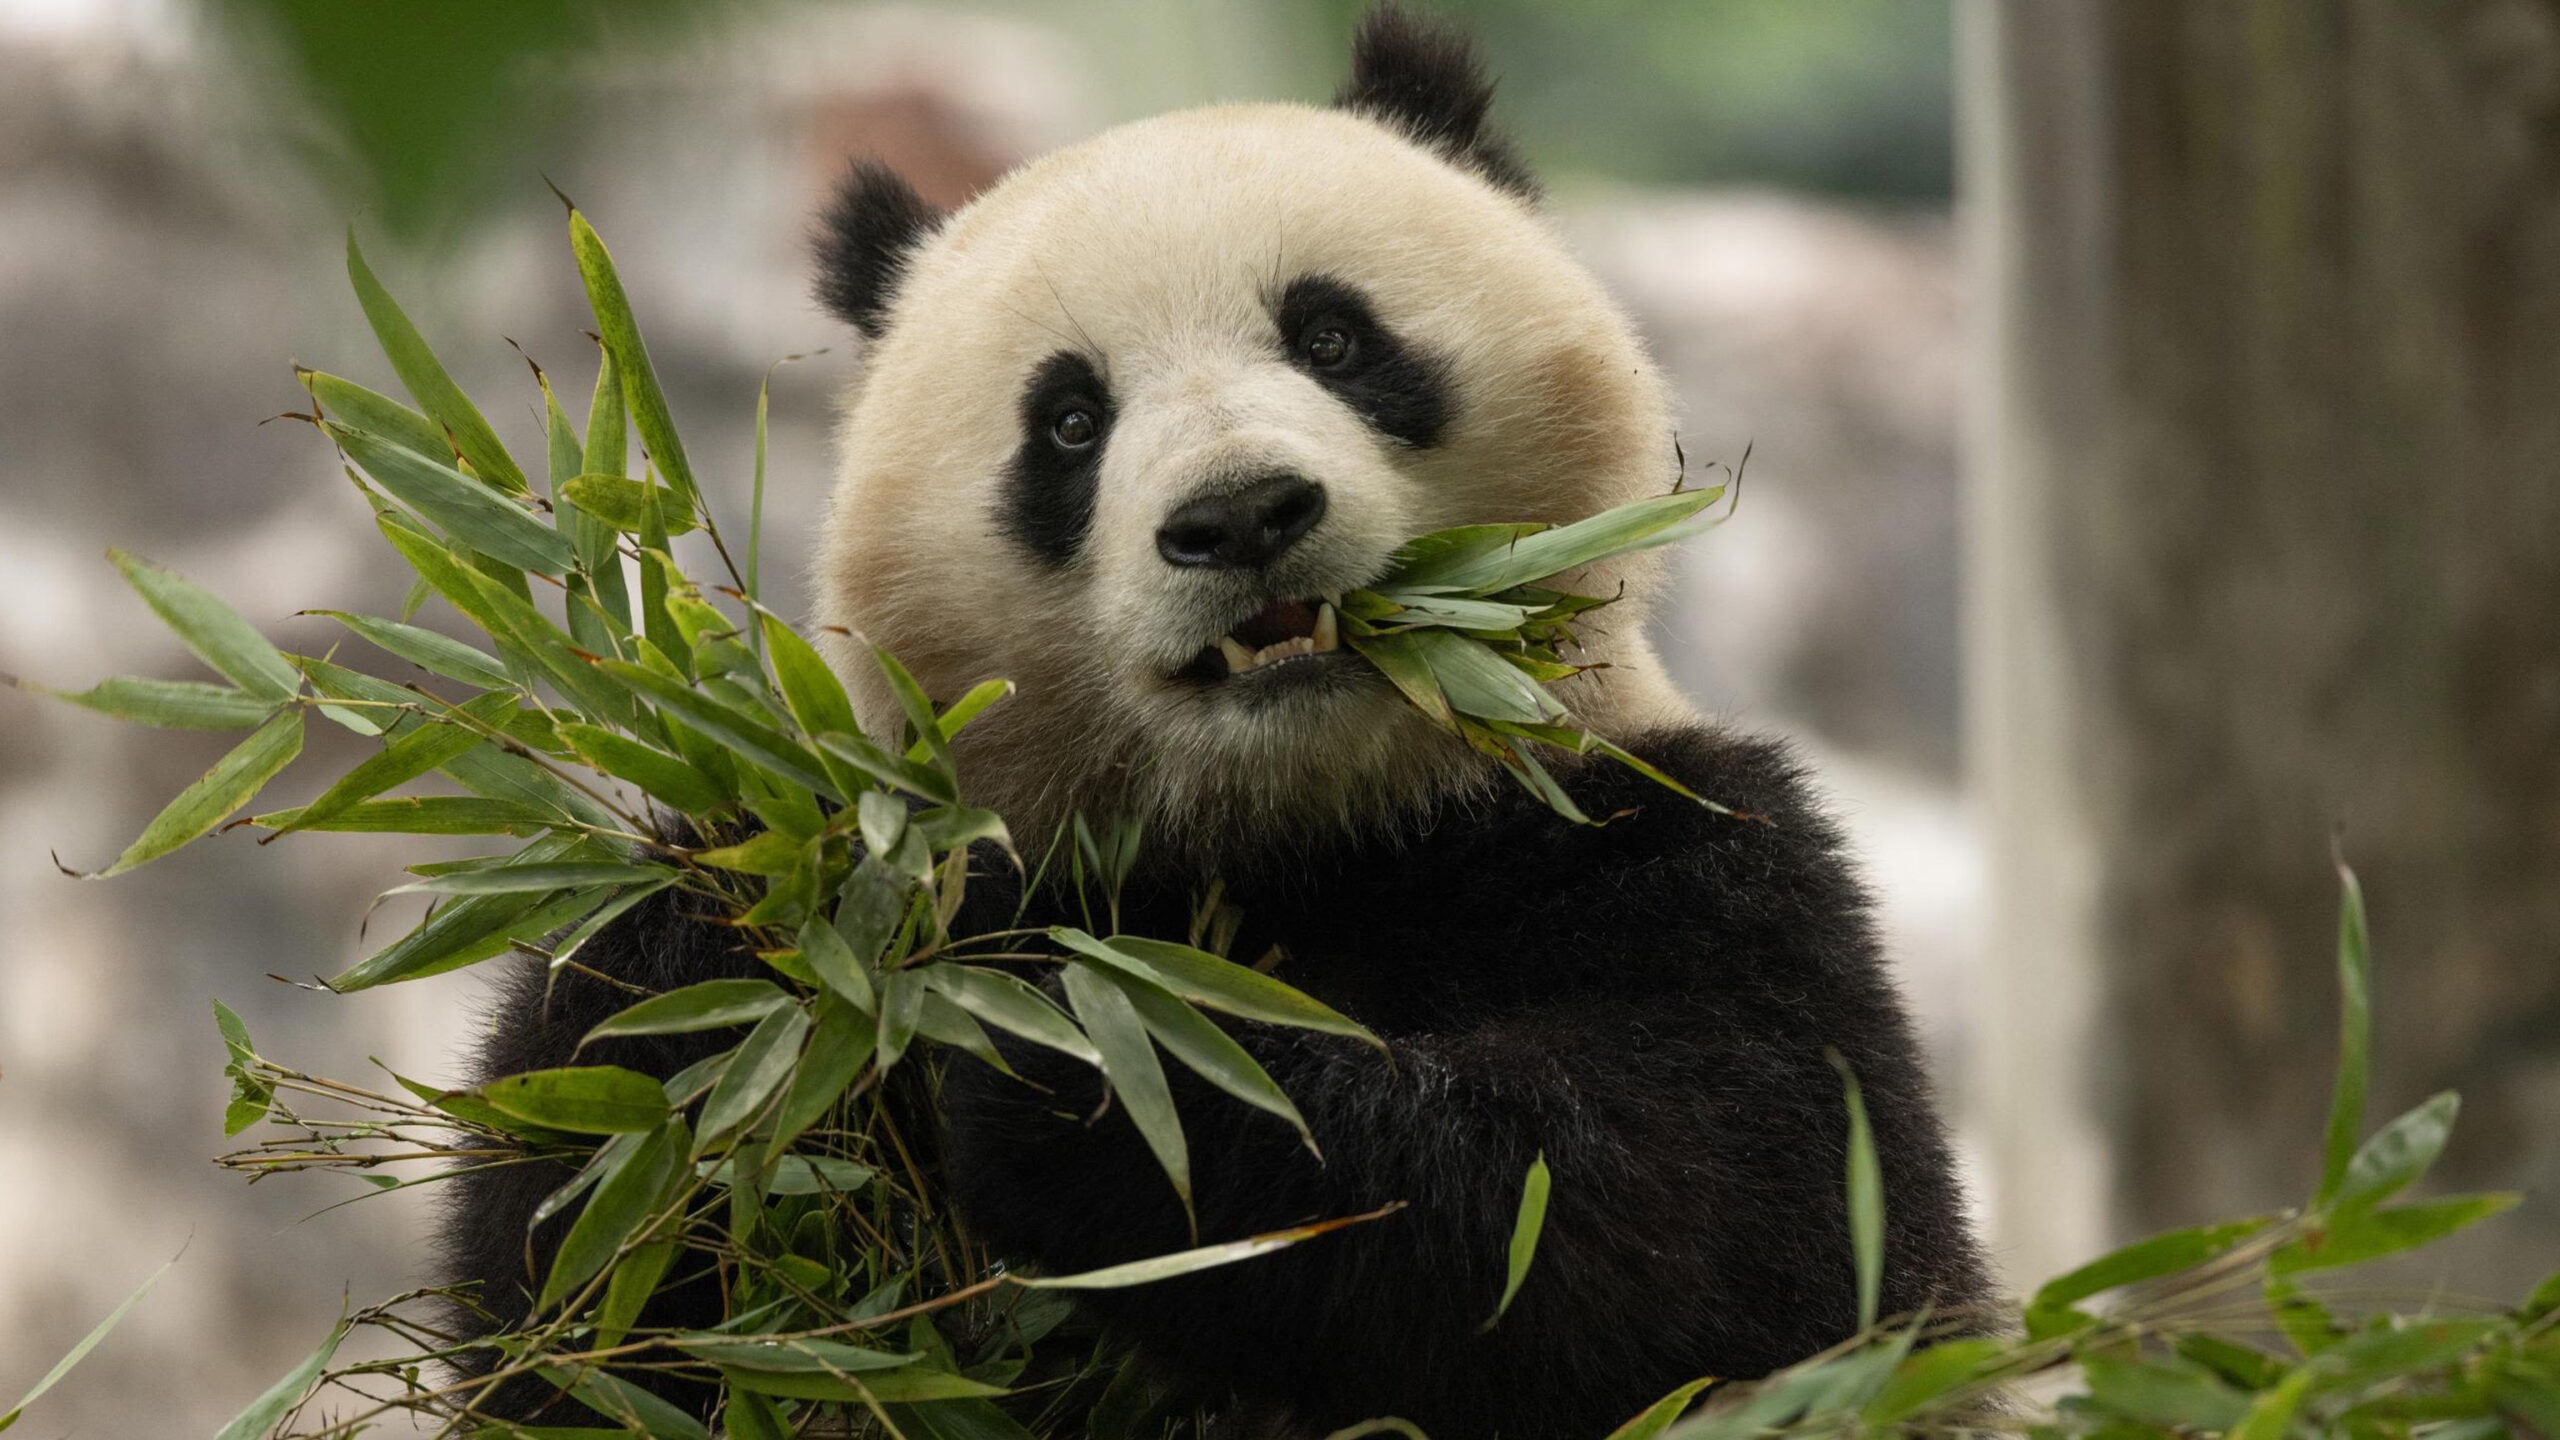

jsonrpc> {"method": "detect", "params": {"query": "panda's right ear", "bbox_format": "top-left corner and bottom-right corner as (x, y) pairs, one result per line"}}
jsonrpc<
(812, 160), (945, 338)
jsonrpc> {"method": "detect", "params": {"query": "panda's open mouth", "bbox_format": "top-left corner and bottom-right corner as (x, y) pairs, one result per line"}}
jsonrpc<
(1177, 596), (1346, 681)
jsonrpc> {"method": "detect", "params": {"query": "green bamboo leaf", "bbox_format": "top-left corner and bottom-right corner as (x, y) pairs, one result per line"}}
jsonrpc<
(1397, 488), (1721, 593)
(2080, 1357), (2250, 1431)
(332, 885), (602, 991)
(548, 879), (673, 972)
(2316, 854), (2373, 1207)
(538, 1117), (690, 1310)
(761, 997), (876, 1166)
(560, 473), (699, 535)
(799, 919), (876, 1013)
(538, 1359), (709, 1440)
(14, 674), (275, 730)
(0, 1254), (175, 1432)
(1605, 1378), (1719, 1440)
(1409, 627), (1563, 723)
(871, 644), (952, 777)
(1343, 629), (1456, 729)
(876, 967), (927, 1071)
(1483, 1151), (1552, 1331)
(596, 1238), (677, 1349)
(477, 1065), (671, 1136)
(1103, 969), (1307, 1147)
(597, 659), (836, 800)
(557, 722), (728, 813)
(816, 730), (955, 805)
(1019, 1202), (1404, 1290)
(276, 691), (514, 836)
(1376, 521), (1543, 587)
(916, 990), (1011, 1072)
(372, 514), (628, 724)
(927, 965), (1093, 1063)
(1060, 963), (1189, 1212)
(389, 861), (672, 896)
(908, 678), (1017, 761)
(2271, 1192), (2520, 1275)
(717, 1365), (1002, 1405)
(328, 422), (575, 577)
(699, 1006), (813, 1146)
(693, 831), (806, 877)
(1051, 929), (1379, 1046)
(79, 710), (303, 877)
(675, 1337), (917, 1376)
(762, 613), (857, 736)
(345, 229), (528, 494)
(2027, 1217), (2273, 1331)
(583, 979), (792, 1045)
(294, 654), (609, 828)
(208, 1320), (348, 1440)
(2337, 1090), (2460, 1211)
(107, 550), (299, 701)
(1829, 1050), (1885, 1332)
(298, 368), (450, 462)
(1860, 1339), (2006, 1425)
(569, 211), (697, 506)
(306, 609), (514, 689)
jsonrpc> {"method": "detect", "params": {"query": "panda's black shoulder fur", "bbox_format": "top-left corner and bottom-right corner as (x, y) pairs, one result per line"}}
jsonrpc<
(436, 721), (1991, 1435)
(1334, 3), (1541, 201)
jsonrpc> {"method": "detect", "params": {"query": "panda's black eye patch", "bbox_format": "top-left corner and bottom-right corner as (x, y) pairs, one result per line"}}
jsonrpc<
(1276, 274), (1452, 449)
(1001, 351), (1113, 566)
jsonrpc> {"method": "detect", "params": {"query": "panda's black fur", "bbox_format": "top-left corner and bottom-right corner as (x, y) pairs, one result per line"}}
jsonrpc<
(443, 7), (1993, 1433)
(439, 730), (1990, 1434)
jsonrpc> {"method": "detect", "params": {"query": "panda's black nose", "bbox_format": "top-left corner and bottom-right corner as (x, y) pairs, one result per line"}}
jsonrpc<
(1155, 473), (1328, 570)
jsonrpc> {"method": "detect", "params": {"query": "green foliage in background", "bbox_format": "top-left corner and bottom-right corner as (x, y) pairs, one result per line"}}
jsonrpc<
(6, 210), (2556, 1440)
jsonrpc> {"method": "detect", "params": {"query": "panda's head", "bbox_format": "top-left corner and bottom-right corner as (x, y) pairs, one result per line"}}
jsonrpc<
(814, 5), (1689, 862)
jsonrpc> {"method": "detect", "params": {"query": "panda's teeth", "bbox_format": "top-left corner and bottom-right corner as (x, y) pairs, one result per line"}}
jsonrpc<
(1219, 637), (1257, 675)
(1312, 603), (1338, 653)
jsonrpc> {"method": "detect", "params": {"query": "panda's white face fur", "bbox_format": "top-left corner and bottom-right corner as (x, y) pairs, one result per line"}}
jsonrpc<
(817, 73), (1692, 863)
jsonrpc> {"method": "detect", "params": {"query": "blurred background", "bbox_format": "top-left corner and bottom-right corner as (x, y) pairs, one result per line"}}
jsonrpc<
(0, 2), (2551, 1433)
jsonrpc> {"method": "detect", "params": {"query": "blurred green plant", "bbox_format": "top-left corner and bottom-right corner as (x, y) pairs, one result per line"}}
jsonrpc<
(5, 206), (2554, 1440)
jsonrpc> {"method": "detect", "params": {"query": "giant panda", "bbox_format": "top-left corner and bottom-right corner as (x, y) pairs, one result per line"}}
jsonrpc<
(442, 7), (1992, 1435)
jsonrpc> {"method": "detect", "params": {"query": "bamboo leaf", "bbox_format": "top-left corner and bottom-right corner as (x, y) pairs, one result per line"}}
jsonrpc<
(908, 678), (1016, 761)
(1605, 1378), (1719, 1440)
(597, 659), (836, 800)
(2271, 1192), (2520, 1275)
(538, 1118), (690, 1310)
(1051, 929), (1378, 1046)
(17, 674), (276, 731)
(306, 609), (513, 689)
(1060, 963), (1189, 1213)
(82, 710), (303, 877)
(1104, 969), (1306, 1146)
(389, 861), (672, 896)
(583, 980), (792, 1045)
(569, 211), (697, 507)
(799, 919), (876, 1013)
(298, 368), (450, 461)
(328, 422), (575, 577)
(699, 1006), (813, 1146)
(1019, 1202), (1403, 1290)
(560, 473), (700, 535)
(276, 691), (513, 836)
(1829, 1050), (1885, 1332)
(1483, 1152), (1552, 1331)
(476, 1065), (672, 1136)
(557, 722), (729, 813)
(2337, 1090), (2460, 1211)
(208, 1321), (348, 1440)
(2316, 854), (2373, 1207)
(345, 228), (528, 493)
(107, 550), (299, 701)
(0, 1254), (175, 1432)
(927, 965), (1093, 1064)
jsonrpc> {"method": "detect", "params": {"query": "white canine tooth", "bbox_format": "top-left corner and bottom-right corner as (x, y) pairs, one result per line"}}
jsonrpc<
(1219, 637), (1256, 674)
(1313, 602), (1338, 652)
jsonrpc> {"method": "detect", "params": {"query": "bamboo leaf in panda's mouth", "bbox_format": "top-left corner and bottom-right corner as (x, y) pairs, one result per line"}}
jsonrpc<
(1337, 483), (1731, 822)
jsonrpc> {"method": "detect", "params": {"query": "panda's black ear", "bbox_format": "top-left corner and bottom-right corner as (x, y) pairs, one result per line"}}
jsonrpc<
(812, 160), (945, 338)
(1333, 3), (1538, 201)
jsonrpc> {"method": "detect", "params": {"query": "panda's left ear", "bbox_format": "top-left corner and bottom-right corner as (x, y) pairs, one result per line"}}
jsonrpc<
(812, 160), (945, 338)
(1333, 3), (1539, 201)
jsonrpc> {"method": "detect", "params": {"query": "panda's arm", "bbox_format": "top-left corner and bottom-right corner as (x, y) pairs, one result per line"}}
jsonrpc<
(435, 883), (766, 1419)
(941, 730), (1992, 1431)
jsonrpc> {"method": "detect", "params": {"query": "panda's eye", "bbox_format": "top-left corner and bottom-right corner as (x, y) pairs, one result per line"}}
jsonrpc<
(1302, 324), (1356, 370)
(1049, 406), (1099, 451)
